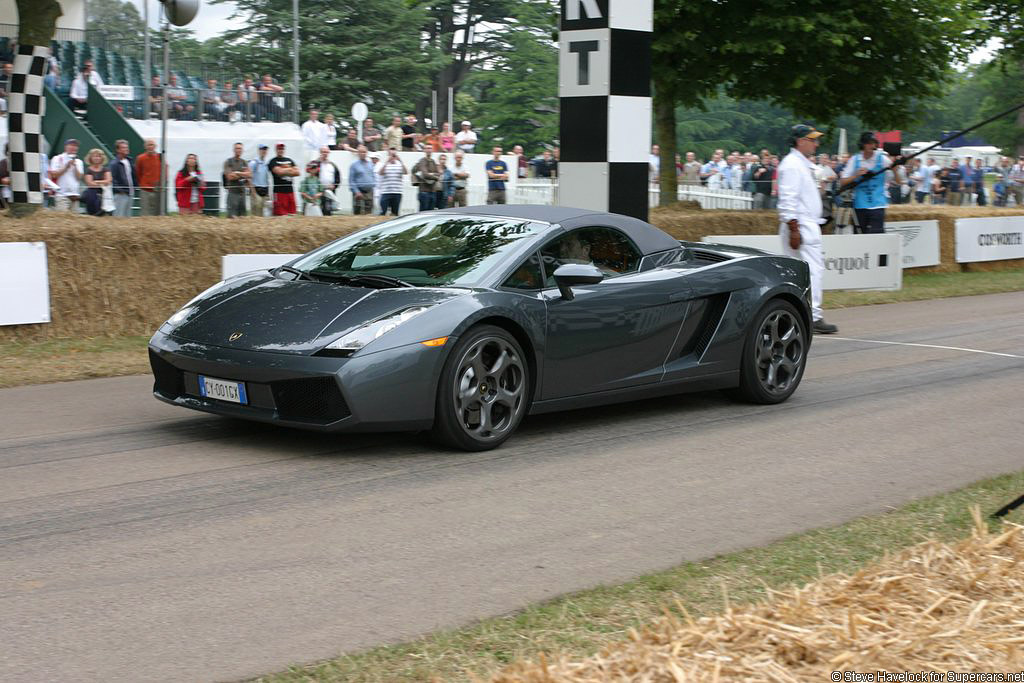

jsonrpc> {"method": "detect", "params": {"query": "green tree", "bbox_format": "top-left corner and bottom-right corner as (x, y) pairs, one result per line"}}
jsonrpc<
(411, 0), (558, 127)
(463, 26), (558, 153)
(209, 0), (443, 120)
(652, 0), (986, 204)
(86, 0), (145, 44)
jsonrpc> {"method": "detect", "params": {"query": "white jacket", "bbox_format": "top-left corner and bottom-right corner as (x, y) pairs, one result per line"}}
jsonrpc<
(777, 147), (823, 234)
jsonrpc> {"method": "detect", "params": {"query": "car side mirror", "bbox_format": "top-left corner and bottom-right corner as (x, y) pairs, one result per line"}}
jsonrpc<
(552, 263), (604, 301)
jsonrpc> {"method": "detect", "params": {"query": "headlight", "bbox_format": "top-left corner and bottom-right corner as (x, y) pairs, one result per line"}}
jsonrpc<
(166, 305), (196, 326)
(323, 306), (430, 354)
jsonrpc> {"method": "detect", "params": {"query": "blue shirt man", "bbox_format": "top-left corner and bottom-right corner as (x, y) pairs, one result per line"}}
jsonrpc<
(348, 146), (377, 215)
(485, 146), (508, 204)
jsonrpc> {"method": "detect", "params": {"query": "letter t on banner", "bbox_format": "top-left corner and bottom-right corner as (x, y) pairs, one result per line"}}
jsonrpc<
(558, 0), (653, 221)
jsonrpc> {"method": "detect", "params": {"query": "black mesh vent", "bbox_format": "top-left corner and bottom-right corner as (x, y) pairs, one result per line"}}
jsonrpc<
(690, 249), (732, 263)
(692, 293), (730, 358)
(149, 349), (184, 399)
(271, 376), (350, 422)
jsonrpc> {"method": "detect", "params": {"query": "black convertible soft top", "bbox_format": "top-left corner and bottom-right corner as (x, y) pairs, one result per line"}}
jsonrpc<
(436, 205), (681, 255)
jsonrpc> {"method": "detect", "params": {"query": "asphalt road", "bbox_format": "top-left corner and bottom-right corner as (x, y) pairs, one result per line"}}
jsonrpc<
(2, 292), (1022, 683)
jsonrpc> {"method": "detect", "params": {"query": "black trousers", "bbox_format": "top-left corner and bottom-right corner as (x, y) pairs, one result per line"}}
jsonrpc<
(854, 208), (885, 234)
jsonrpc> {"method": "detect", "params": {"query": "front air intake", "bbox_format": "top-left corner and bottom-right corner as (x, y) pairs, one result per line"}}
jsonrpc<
(271, 376), (350, 422)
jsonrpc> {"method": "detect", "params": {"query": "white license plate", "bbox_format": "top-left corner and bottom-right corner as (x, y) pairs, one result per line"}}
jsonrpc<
(198, 375), (248, 405)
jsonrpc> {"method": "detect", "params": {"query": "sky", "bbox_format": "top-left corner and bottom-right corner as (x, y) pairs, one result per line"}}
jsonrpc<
(127, 0), (239, 41)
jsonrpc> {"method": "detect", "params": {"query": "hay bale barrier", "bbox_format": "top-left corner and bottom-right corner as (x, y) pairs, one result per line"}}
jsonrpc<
(491, 510), (1024, 682)
(1, 205), (1022, 342)
(0, 214), (376, 342)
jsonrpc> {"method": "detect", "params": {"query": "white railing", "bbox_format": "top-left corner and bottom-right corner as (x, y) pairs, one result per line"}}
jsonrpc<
(511, 180), (754, 210)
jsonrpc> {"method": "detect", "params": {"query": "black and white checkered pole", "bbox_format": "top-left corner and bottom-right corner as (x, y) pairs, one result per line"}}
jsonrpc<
(558, 0), (653, 221)
(7, 44), (48, 208)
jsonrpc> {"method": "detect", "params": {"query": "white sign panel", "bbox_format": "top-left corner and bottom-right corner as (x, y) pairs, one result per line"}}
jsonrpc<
(222, 254), (303, 279)
(97, 85), (135, 101)
(955, 216), (1024, 263)
(0, 242), (51, 325)
(702, 234), (903, 291)
(884, 220), (941, 268)
(558, 28), (611, 97)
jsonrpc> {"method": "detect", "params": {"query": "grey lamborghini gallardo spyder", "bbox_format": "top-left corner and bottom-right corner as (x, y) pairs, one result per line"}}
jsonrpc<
(150, 205), (812, 450)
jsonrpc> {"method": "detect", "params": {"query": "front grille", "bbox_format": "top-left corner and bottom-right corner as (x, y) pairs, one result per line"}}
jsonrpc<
(271, 376), (350, 422)
(149, 349), (185, 399)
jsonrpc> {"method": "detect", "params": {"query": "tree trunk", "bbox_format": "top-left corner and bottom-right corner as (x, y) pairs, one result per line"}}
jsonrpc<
(653, 82), (677, 207)
(9, 0), (62, 217)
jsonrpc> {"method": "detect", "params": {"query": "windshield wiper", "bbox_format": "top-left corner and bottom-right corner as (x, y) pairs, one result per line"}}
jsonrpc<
(310, 271), (416, 289)
(274, 265), (315, 281)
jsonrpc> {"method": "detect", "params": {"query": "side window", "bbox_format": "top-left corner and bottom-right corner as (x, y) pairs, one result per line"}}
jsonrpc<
(501, 251), (544, 290)
(539, 227), (642, 287)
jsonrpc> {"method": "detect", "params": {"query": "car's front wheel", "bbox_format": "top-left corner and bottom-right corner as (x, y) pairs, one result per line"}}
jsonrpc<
(729, 299), (808, 404)
(431, 325), (532, 451)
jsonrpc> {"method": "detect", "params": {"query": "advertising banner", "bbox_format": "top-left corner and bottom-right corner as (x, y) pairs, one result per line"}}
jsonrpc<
(0, 242), (50, 326)
(884, 220), (941, 268)
(97, 85), (136, 101)
(955, 216), (1024, 263)
(702, 234), (903, 290)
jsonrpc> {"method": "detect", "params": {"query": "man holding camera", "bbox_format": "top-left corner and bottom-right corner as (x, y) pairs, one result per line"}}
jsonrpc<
(838, 132), (893, 234)
(49, 138), (84, 212)
(777, 124), (837, 335)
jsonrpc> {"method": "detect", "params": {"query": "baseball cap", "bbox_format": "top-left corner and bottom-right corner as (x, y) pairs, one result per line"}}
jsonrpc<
(258, 143), (268, 149)
(64, 138), (80, 146)
(275, 141), (285, 148)
(461, 120), (471, 126)
(791, 124), (823, 140)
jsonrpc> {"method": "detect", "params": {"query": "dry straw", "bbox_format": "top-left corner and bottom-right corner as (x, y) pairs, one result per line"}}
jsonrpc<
(1, 205), (1021, 342)
(491, 507), (1024, 682)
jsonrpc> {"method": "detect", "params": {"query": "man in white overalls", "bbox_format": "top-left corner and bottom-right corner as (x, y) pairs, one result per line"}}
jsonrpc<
(777, 124), (837, 335)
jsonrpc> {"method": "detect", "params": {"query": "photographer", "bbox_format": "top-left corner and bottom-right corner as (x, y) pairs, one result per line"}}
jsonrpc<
(838, 132), (894, 234)
(49, 138), (84, 212)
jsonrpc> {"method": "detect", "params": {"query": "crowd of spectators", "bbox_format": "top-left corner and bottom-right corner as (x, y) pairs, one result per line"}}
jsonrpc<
(655, 144), (1023, 215)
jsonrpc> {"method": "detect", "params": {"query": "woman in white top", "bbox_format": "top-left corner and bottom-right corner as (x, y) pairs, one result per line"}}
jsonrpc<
(377, 147), (407, 216)
(324, 113), (339, 150)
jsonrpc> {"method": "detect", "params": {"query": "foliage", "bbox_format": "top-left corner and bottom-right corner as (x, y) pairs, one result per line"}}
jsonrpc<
(410, 0), (557, 129)
(462, 26), (558, 153)
(86, 0), (145, 44)
(208, 0), (443, 120)
(653, 0), (986, 130)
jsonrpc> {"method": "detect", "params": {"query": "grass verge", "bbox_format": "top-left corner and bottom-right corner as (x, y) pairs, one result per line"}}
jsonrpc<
(825, 268), (1024, 307)
(256, 470), (1024, 682)
(0, 335), (150, 388)
(0, 269), (1021, 390)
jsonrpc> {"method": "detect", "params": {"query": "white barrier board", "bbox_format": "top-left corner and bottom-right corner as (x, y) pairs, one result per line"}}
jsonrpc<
(702, 234), (903, 291)
(955, 216), (1024, 263)
(222, 254), (303, 279)
(0, 242), (51, 325)
(97, 85), (136, 101)
(884, 220), (941, 268)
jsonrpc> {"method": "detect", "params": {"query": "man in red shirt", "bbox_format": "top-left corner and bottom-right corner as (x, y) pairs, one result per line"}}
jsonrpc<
(135, 138), (164, 215)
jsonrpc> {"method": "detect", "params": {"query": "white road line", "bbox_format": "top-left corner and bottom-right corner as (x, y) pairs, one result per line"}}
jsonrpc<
(819, 336), (1024, 359)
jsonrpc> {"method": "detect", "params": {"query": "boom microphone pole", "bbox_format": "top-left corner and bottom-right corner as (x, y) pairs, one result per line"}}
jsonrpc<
(843, 100), (1024, 189)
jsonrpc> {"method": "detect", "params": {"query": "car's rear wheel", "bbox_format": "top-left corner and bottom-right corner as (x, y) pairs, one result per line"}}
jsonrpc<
(729, 299), (807, 404)
(431, 325), (532, 451)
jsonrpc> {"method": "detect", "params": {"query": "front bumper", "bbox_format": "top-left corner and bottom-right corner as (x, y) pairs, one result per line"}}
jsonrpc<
(148, 331), (447, 433)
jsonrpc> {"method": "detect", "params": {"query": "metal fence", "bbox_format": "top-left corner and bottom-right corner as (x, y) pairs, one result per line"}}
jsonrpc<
(511, 180), (754, 210)
(97, 86), (298, 124)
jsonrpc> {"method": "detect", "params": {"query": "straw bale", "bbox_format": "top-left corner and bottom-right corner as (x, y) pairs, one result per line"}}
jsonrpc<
(492, 512), (1024, 682)
(1, 204), (1022, 342)
(0, 214), (376, 342)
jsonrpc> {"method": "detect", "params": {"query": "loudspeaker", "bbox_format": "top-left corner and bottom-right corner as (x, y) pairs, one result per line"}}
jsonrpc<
(161, 0), (200, 26)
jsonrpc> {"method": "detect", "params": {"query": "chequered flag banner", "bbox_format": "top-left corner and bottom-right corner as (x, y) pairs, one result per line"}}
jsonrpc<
(8, 44), (48, 206)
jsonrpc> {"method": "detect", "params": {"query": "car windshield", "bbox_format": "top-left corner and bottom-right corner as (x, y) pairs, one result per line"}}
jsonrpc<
(291, 214), (544, 287)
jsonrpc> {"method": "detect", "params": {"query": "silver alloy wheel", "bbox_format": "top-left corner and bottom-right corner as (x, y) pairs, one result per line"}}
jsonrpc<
(453, 336), (527, 443)
(755, 309), (804, 394)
